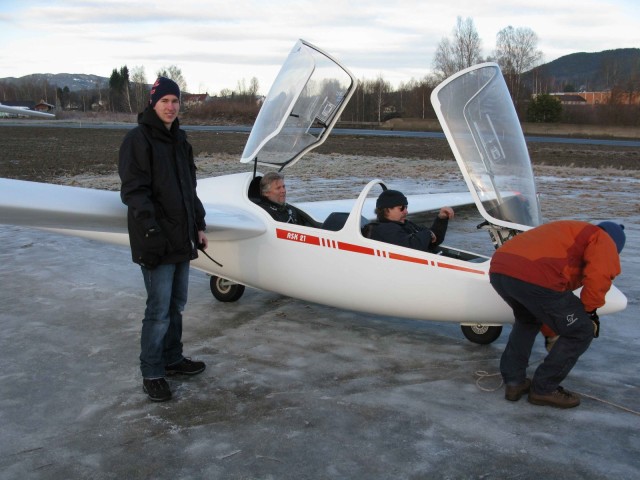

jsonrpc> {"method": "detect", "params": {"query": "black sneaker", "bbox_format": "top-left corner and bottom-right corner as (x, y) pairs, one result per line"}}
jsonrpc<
(505, 378), (531, 401)
(143, 377), (171, 402)
(165, 358), (206, 376)
(528, 386), (580, 409)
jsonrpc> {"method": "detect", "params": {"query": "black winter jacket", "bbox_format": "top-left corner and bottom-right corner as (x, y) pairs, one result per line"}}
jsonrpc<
(118, 107), (206, 267)
(368, 217), (448, 251)
(255, 196), (318, 227)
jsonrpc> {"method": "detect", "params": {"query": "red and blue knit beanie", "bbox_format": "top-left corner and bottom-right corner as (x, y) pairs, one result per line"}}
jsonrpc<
(149, 77), (180, 107)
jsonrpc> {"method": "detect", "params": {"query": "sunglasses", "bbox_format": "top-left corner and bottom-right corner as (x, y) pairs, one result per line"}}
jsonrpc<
(395, 205), (407, 212)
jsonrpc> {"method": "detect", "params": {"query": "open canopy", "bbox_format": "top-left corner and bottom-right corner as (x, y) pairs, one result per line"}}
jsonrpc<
(431, 63), (542, 231)
(240, 39), (357, 169)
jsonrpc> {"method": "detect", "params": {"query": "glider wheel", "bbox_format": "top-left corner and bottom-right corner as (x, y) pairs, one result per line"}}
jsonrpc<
(460, 324), (503, 345)
(210, 275), (245, 302)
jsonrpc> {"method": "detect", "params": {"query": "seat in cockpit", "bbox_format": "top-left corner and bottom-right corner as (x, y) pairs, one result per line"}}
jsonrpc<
(248, 175), (263, 203)
(322, 212), (369, 231)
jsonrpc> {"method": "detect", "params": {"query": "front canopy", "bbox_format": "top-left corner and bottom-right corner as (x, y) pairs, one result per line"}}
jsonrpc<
(431, 63), (542, 230)
(241, 39), (356, 169)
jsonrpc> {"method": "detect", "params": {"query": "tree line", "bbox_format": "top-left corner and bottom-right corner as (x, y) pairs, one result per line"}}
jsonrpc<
(1, 17), (638, 127)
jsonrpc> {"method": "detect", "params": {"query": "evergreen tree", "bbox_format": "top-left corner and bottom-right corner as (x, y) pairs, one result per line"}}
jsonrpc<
(527, 94), (562, 122)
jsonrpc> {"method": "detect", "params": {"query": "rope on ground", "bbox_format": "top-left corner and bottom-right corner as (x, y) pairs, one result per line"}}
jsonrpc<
(473, 364), (640, 416)
(474, 370), (503, 392)
(576, 392), (640, 416)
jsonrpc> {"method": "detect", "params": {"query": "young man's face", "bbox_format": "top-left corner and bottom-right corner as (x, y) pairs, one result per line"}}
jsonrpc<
(264, 179), (287, 205)
(154, 94), (180, 128)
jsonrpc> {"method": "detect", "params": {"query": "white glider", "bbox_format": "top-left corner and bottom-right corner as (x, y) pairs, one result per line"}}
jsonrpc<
(0, 40), (627, 344)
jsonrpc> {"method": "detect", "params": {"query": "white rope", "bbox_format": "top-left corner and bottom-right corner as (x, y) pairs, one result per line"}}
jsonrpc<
(474, 364), (640, 416)
(577, 392), (640, 416)
(474, 369), (503, 392)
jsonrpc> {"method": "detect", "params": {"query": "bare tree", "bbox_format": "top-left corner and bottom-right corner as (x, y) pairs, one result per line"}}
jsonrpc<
(236, 78), (247, 96)
(600, 57), (624, 90)
(130, 65), (148, 112)
(157, 65), (187, 93)
(433, 16), (483, 79)
(495, 26), (543, 105)
(248, 76), (260, 98)
(372, 74), (391, 123)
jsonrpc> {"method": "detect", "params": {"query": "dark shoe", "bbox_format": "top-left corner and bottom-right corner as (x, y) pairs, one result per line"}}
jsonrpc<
(505, 378), (531, 401)
(165, 358), (206, 376)
(528, 386), (580, 409)
(143, 377), (171, 402)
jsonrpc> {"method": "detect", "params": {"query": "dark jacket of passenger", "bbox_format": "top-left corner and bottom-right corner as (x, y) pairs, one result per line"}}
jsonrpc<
(119, 107), (206, 267)
(369, 217), (449, 251)
(256, 196), (317, 227)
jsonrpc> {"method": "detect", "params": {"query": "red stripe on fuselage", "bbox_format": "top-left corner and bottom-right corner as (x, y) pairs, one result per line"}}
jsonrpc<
(389, 252), (430, 265)
(275, 228), (485, 275)
(276, 228), (321, 245)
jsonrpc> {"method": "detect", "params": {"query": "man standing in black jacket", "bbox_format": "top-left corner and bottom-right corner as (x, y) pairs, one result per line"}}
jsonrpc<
(119, 77), (208, 402)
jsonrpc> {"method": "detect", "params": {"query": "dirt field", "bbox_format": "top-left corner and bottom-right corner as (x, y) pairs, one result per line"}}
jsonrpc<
(1, 124), (640, 183)
(1, 122), (639, 222)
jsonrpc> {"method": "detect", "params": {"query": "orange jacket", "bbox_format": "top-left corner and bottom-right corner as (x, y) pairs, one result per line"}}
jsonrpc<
(490, 220), (621, 311)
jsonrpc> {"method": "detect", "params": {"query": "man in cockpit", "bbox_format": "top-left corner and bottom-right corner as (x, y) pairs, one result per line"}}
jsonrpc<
(365, 189), (455, 251)
(256, 171), (318, 227)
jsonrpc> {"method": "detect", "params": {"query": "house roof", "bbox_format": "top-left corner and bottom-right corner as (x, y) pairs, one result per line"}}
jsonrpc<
(553, 94), (587, 103)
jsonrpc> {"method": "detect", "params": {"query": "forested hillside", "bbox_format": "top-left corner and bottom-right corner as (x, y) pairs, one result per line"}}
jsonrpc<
(524, 48), (640, 92)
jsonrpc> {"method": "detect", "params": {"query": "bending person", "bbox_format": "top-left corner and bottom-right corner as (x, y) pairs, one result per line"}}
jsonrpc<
(490, 220), (625, 409)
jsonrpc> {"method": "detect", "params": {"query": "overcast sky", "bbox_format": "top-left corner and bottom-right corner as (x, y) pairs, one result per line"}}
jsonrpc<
(1, 0), (638, 95)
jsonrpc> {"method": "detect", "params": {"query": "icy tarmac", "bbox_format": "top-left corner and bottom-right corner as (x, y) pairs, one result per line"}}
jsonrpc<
(1, 200), (638, 478)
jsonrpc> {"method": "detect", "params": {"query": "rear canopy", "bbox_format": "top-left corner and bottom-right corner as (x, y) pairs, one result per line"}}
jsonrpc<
(431, 63), (542, 230)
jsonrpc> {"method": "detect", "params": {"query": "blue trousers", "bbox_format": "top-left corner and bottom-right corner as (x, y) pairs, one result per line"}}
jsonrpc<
(490, 273), (594, 395)
(139, 261), (189, 378)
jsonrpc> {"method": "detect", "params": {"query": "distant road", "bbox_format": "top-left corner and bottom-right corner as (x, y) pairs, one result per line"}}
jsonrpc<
(2, 120), (640, 147)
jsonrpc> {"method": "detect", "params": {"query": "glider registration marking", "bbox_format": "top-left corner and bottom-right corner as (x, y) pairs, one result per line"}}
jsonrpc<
(276, 228), (485, 275)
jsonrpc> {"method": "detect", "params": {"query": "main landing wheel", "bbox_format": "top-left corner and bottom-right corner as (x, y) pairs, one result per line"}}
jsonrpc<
(209, 275), (245, 302)
(460, 324), (503, 345)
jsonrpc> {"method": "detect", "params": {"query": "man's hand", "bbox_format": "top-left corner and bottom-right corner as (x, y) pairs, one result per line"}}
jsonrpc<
(197, 230), (208, 250)
(438, 206), (455, 220)
(589, 310), (600, 338)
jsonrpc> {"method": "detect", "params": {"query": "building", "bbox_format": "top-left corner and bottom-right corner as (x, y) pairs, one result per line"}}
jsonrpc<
(181, 93), (209, 109)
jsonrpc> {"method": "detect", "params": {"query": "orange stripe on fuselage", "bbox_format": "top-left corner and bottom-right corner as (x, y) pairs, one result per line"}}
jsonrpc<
(389, 252), (430, 265)
(275, 227), (485, 275)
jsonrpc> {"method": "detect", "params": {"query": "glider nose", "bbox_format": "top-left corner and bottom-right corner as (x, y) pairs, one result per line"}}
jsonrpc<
(598, 284), (627, 315)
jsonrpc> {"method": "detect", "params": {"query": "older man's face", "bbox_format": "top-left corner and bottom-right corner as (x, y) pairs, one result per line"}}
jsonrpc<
(264, 179), (287, 205)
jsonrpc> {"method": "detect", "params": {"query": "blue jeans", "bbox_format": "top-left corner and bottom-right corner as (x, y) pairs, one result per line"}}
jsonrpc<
(490, 273), (593, 394)
(139, 261), (189, 378)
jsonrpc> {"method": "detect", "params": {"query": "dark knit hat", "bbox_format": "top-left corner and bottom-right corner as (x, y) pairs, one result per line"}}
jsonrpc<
(376, 189), (408, 209)
(149, 77), (180, 107)
(598, 221), (626, 253)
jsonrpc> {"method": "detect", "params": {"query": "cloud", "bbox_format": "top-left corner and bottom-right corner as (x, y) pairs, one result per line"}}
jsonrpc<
(1, 0), (638, 94)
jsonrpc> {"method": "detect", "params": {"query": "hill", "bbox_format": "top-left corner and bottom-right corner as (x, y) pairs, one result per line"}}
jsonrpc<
(524, 48), (640, 91)
(0, 73), (108, 92)
(2, 48), (638, 96)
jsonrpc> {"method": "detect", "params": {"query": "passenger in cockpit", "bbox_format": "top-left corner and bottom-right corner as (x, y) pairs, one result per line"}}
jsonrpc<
(255, 172), (318, 227)
(365, 189), (454, 251)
